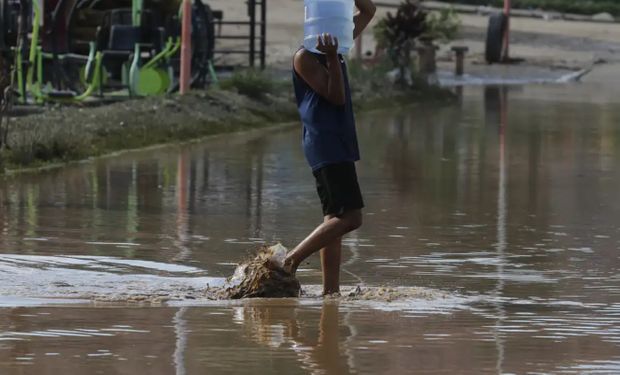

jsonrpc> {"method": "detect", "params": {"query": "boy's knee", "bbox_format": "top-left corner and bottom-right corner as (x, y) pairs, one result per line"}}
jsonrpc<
(343, 210), (362, 232)
(349, 220), (362, 232)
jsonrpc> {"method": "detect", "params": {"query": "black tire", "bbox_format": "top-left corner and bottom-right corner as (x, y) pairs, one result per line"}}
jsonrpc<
(190, 0), (215, 87)
(192, 1), (215, 63)
(1, 0), (22, 52)
(0, 0), (6, 51)
(485, 12), (506, 64)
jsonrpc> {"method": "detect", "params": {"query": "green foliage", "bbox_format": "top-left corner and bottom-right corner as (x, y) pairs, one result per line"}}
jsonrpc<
(376, 0), (427, 50)
(219, 69), (283, 101)
(6, 119), (92, 167)
(373, 1), (461, 52)
(373, 0), (427, 80)
(347, 56), (394, 89)
(373, 0), (460, 85)
(423, 8), (461, 43)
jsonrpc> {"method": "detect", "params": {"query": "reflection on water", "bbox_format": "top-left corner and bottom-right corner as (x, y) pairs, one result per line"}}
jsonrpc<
(231, 301), (354, 374)
(1, 85), (620, 373)
(2, 300), (620, 374)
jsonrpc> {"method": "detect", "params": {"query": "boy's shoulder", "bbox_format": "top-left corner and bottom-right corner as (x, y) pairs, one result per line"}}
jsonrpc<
(294, 48), (328, 68)
(293, 48), (318, 72)
(294, 47), (311, 60)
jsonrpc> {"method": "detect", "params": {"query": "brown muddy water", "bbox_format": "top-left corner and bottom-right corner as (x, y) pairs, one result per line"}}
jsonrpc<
(1, 85), (620, 374)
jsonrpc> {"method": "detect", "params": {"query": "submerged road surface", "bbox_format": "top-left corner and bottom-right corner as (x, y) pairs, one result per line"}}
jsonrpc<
(0, 85), (619, 374)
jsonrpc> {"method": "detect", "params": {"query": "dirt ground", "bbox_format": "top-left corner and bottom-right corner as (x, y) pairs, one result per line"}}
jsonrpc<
(208, 0), (620, 85)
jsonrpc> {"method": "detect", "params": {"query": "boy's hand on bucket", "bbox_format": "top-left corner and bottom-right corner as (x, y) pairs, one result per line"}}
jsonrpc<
(316, 33), (339, 57)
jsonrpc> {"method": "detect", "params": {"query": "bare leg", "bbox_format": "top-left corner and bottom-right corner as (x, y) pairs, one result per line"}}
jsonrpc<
(284, 209), (361, 275)
(320, 214), (342, 295)
(321, 235), (342, 295)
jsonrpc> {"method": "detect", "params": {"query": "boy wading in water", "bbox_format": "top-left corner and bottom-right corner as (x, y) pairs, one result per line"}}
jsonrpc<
(283, 0), (376, 295)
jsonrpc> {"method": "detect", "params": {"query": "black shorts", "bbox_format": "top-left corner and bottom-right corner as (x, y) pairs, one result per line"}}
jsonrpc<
(313, 162), (364, 217)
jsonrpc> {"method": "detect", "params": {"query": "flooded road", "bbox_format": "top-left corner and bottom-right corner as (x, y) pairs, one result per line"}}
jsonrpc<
(1, 85), (620, 373)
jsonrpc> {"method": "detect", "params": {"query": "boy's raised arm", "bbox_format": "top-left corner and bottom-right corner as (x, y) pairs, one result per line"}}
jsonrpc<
(294, 34), (346, 106)
(353, 0), (377, 39)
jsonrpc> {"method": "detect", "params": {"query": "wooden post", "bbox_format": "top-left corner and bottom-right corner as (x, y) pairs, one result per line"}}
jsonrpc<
(417, 39), (437, 76)
(180, 0), (192, 95)
(451, 46), (469, 76)
(503, 0), (511, 61)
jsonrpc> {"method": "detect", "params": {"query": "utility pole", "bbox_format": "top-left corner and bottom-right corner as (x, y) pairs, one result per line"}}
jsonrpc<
(502, 0), (511, 61)
(180, 0), (192, 95)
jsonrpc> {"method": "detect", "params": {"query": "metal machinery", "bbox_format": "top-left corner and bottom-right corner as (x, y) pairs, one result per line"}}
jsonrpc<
(0, 0), (268, 103)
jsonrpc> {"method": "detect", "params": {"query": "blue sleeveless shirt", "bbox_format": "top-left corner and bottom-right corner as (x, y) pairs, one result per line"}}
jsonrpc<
(292, 49), (360, 171)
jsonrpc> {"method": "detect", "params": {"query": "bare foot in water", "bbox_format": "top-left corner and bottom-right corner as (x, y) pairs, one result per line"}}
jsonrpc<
(323, 291), (341, 298)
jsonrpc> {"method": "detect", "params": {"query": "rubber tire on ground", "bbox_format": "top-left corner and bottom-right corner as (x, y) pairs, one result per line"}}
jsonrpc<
(485, 12), (507, 64)
(0, 0), (21, 52)
(192, 1), (215, 66)
(0, 0), (6, 51)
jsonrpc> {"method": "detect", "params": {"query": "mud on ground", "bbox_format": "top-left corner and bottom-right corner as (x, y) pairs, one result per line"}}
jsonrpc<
(0, 69), (454, 174)
(1, 88), (298, 172)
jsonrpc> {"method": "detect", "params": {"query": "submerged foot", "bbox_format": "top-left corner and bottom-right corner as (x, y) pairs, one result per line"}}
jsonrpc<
(323, 291), (341, 298)
(282, 258), (297, 277)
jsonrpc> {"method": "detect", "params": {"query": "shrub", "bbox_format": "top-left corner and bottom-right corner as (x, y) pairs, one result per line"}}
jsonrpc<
(219, 69), (283, 101)
(373, 0), (460, 86)
(373, 0), (428, 84)
(423, 8), (461, 43)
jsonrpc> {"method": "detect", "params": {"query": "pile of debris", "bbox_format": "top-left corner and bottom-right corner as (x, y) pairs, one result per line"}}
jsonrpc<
(220, 244), (300, 299)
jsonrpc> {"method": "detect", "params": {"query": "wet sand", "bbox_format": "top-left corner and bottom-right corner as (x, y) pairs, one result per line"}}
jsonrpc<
(0, 252), (462, 306)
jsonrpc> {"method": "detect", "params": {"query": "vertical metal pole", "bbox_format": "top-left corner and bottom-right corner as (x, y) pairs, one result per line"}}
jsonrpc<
(502, 0), (511, 61)
(132, 0), (143, 26)
(249, 0), (256, 68)
(180, 0), (192, 95)
(260, 0), (266, 69)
